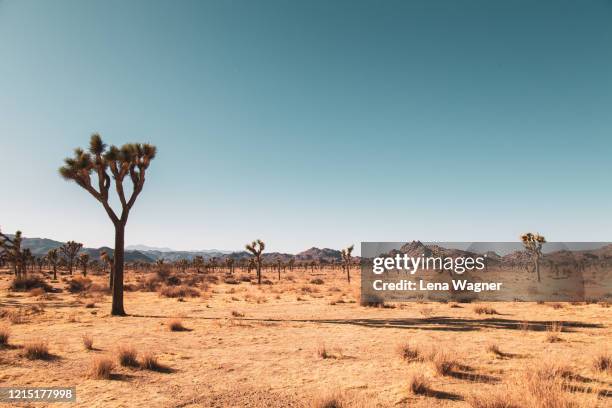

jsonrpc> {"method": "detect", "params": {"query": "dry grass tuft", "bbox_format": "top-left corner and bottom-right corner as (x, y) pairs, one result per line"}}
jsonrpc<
(82, 334), (94, 350)
(89, 357), (114, 379)
(311, 392), (347, 408)
(407, 373), (430, 395)
(487, 343), (505, 358)
(140, 352), (164, 371)
(231, 310), (245, 318)
(432, 352), (456, 376)
(467, 389), (521, 408)
(474, 305), (498, 315)
(316, 342), (335, 359)
(593, 353), (612, 373)
(397, 342), (422, 362)
(0, 325), (9, 346)
(159, 285), (200, 298)
(117, 345), (138, 367)
(546, 322), (563, 343)
(29, 287), (46, 297)
(167, 318), (188, 332)
(23, 341), (50, 360)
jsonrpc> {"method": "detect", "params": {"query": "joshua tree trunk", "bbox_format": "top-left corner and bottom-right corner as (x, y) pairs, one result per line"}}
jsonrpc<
(112, 223), (126, 316)
(256, 257), (262, 284)
(53, 265), (57, 280)
(534, 257), (541, 283)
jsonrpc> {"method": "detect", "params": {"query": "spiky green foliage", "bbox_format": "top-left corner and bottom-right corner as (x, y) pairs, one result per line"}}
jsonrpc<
(521, 233), (546, 282)
(245, 239), (265, 284)
(79, 253), (90, 276)
(341, 244), (354, 283)
(59, 241), (83, 275)
(47, 248), (59, 280)
(59, 134), (157, 316)
(0, 228), (26, 277)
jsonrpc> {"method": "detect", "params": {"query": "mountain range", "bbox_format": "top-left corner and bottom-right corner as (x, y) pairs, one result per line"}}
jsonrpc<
(13, 236), (345, 263)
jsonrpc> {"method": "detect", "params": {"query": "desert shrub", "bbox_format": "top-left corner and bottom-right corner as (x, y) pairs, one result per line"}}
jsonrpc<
(205, 275), (219, 284)
(360, 294), (386, 308)
(432, 352), (456, 376)
(317, 342), (332, 359)
(474, 305), (498, 315)
(23, 341), (50, 360)
(397, 342), (422, 362)
(262, 279), (273, 285)
(546, 322), (563, 343)
(89, 357), (114, 379)
(117, 345), (138, 367)
(123, 283), (137, 292)
(594, 353), (612, 373)
(82, 334), (94, 350)
(311, 393), (347, 408)
(10, 276), (52, 292)
(67, 276), (92, 293)
(141, 276), (161, 291)
(407, 373), (430, 395)
(231, 310), (245, 318)
(239, 275), (251, 282)
(159, 285), (200, 298)
(224, 277), (239, 285)
(310, 278), (324, 285)
(167, 318), (188, 331)
(140, 352), (164, 371)
(166, 275), (181, 286)
(3, 309), (25, 324)
(487, 344), (505, 357)
(0, 326), (9, 346)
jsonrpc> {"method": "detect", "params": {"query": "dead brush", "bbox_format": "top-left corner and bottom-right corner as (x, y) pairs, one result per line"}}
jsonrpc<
(316, 342), (338, 359)
(0, 326), (10, 346)
(231, 310), (245, 318)
(487, 343), (505, 358)
(82, 334), (94, 350)
(397, 342), (423, 362)
(593, 353), (612, 373)
(89, 356), (114, 379)
(474, 305), (498, 315)
(117, 345), (138, 367)
(140, 352), (165, 371)
(546, 322), (563, 343)
(29, 287), (45, 297)
(167, 318), (188, 332)
(432, 352), (456, 376)
(23, 341), (51, 360)
(159, 284), (200, 298)
(311, 392), (348, 408)
(407, 373), (430, 395)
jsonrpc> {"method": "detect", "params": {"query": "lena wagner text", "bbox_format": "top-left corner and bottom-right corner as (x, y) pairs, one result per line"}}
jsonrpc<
(372, 280), (503, 293)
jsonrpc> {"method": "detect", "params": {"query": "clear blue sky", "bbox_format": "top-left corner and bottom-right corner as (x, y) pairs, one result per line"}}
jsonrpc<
(1, 0), (611, 254)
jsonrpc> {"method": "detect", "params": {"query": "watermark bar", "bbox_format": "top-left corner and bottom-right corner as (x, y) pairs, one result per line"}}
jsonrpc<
(361, 242), (612, 303)
(0, 387), (76, 403)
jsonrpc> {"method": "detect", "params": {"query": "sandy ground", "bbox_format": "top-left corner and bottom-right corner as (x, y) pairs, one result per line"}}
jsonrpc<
(0, 267), (610, 407)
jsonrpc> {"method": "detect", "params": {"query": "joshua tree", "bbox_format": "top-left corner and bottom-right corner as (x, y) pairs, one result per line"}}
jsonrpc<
(59, 241), (83, 275)
(79, 253), (90, 276)
(288, 258), (295, 272)
(47, 249), (59, 280)
(226, 257), (234, 275)
(521, 233), (546, 283)
(341, 245), (354, 283)
(59, 134), (156, 316)
(0, 228), (25, 277)
(177, 259), (189, 273)
(192, 256), (205, 273)
(100, 250), (114, 288)
(245, 239), (265, 284)
(276, 257), (282, 281)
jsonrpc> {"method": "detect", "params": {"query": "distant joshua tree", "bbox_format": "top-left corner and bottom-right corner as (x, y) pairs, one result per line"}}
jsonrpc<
(47, 249), (59, 280)
(276, 257), (282, 281)
(100, 250), (114, 288)
(288, 258), (295, 272)
(226, 257), (234, 275)
(521, 233), (546, 283)
(177, 259), (189, 273)
(60, 134), (156, 316)
(79, 253), (90, 277)
(0, 228), (25, 277)
(341, 245), (354, 283)
(59, 241), (83, 275)
(245, 239), (265, 284)
(192, 256), (205, 273)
